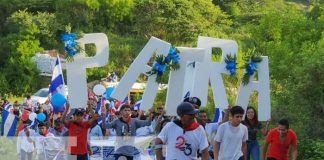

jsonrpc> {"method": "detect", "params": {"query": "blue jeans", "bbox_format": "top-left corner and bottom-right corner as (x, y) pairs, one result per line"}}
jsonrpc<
(247, 140), (260, 160)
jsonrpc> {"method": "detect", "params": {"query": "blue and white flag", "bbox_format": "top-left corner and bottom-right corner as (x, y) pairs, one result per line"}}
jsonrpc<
(1, 110), (19, 137)
(118, 96), (129, 111)
(213, 108), (225, 123)
(110, 100), (116, 114)
(95, 101), (101, 115)
(121, 96), (129, 106)
(49, 55), (65, 96)
(98, 114), (110, 125)
(3, 102), (12, 111)
(95, 97), (106, 114)
(183, 91), (190, 99)
(133, 99), (142, 111)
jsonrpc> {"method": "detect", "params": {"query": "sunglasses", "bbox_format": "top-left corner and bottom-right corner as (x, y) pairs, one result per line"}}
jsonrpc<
(190, 97), (199, 103)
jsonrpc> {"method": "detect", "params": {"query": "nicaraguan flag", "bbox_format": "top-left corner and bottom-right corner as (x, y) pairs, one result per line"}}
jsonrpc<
(110, 100), (116, 114)
(183, 91), (190, 99)
(98, 114), (110, 125)
(49, 55), (65, 96)
(120, 96), (129, 105)
(213, 108), (225, 123)
(133, 99), (142, 110)
(118, 96), (129, 111)
(1, 110), (19, 137)
(95, 97), (106, 114)
(3, 102), (13, 111)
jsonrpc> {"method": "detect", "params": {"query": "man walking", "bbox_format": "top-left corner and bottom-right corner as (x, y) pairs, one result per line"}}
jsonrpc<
(213, 106), (248, 160)
(262, 119), (297, 160)
(155, 102), (209, 160)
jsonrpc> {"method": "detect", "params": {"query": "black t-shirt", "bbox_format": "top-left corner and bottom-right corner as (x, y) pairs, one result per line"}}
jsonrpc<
(242, 121), (262, 141)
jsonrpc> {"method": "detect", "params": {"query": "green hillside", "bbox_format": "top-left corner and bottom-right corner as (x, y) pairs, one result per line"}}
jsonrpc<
(0, 0), (323, 159)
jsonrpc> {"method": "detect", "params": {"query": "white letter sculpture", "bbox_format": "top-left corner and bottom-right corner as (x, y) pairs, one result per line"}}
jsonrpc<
(196, 36), (270, 120)
(165, 47), (206, 115)
(236, 57), (271, 121)
(66, 33), (109, 109)
(196, 36), (238, 108)
(63, 34), (270, 120)
(110, 37), (170, 111)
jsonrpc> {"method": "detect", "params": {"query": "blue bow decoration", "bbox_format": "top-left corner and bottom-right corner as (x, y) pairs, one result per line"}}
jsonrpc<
(246, 62), (257, 75)
(153, 63), (167, 75)
(225, 60), (236, 75)
(166, 47), (180, 64)
(147, 47), (180, 83)
(61, 32), (78, 58)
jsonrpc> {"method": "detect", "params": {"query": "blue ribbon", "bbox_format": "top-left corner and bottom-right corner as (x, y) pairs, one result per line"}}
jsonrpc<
(61, 32), (77, 57)
(246, 62), (257, 75)
(61, 32), (76, 41)
(153, 63), (166, 75)
(166, 47), (180, 64)
(225, 60), (236, 75)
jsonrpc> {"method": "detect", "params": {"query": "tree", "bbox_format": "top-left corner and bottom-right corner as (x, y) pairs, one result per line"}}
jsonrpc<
(0, 10), (58, 96)
(132, 0), (228, 43)
(54, 0), (134, 32)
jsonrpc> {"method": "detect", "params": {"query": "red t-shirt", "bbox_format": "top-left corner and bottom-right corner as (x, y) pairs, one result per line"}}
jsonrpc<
(66, 121), (91, 155)
(266, 128), (298, 160)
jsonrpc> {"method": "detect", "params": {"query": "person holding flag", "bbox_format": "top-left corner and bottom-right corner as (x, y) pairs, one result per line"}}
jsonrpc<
(88, 96), (105, 140)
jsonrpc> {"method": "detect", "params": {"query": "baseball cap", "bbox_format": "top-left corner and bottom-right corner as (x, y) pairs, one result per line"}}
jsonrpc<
(73, 108), (85, 115)
(183, 97), (201, 107)
(177, 102), (200, 116)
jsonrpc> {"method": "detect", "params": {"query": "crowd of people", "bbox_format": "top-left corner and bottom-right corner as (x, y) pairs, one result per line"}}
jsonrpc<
(0, 95), (298, 160)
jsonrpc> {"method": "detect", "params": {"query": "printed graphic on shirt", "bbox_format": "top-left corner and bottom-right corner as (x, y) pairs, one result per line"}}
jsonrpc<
(175, 135), (192, 156)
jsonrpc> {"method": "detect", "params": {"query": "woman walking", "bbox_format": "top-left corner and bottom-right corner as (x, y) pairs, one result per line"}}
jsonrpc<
(242, 107), (270, 160)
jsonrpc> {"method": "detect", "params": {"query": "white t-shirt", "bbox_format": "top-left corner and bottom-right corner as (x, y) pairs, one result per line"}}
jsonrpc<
(17, 129), (35, 153)
(158, 122), (209, 160)
(214, 122), (248, 160)
(31, 132), (56, 154)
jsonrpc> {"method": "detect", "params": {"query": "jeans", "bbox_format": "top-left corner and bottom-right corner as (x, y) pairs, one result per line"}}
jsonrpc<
(247, 140), (260, 160)
(20, 150), (33, 160)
